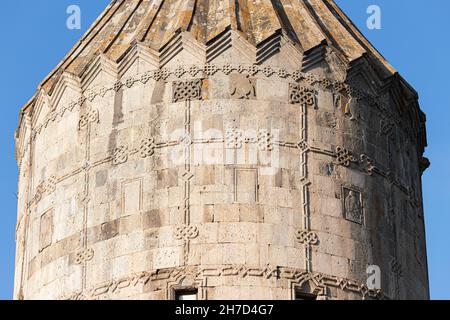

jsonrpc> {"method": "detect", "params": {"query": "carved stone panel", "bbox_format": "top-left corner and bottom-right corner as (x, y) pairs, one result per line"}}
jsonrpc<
(121, 178), (143, 216)
(342, 187), (364, 225)
(289, 84), (318, 108)
(234, 168), (258, 204)
(39, 209), (54, 252)
(172, 79), (203, 102)
(230, 74), (256, 99)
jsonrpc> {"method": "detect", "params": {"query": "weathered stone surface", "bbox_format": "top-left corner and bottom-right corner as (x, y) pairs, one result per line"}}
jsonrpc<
(14, 0), (428, 300)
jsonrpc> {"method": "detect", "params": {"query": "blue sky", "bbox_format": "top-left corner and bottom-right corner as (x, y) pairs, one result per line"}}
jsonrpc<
(0, 0), (448, 300)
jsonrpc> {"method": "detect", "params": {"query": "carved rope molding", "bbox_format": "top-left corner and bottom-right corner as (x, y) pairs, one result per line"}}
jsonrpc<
(293, 87), (316, 273)
(58, 265), (385, 301)
(178, 99), (196, 266)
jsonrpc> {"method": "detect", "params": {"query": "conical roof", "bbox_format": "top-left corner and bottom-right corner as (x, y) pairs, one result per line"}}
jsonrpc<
(38, 0), (396, 92)
(18, 0), (427, 155)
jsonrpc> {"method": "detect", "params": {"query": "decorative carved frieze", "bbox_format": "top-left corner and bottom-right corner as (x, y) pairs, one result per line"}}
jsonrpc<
(181, 100), (193, 222)
(85, 89), (96, 102)
(59, 265), (385, 301)
(15, 22), (424, 297)
(124, 77), (137, 89)
(262, 66), (275, 77)
(222, 63), (234, 75)
(277, 68), (288, 78)
(174, 66), (186, 78)
(187, 65), (201, 77)
(203, 64), (219, 75)
(27, 64), (406, 148)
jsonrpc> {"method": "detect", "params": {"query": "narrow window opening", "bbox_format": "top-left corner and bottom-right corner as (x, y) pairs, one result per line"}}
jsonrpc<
(295, 291), (318, 300)
(175, 289), (198, 301)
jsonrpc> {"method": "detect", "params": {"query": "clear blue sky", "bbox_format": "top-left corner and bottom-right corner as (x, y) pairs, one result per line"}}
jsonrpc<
(0, 0), (448, 300)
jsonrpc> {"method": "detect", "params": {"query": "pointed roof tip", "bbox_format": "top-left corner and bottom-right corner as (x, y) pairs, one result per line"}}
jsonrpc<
(323, 0), (396, 73)
(31, 0), (405, 103)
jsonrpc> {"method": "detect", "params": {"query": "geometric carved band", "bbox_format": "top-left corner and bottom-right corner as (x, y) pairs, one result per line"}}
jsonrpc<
(225, 127), (274, 151)
(59, 265), (384, 300)
(335, 146), (377, 176)
(113, 138), (156, 165)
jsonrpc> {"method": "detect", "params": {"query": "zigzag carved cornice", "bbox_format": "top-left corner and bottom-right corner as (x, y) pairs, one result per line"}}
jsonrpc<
(23, 0), (401, 104)
(18, 64), (409, 150)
